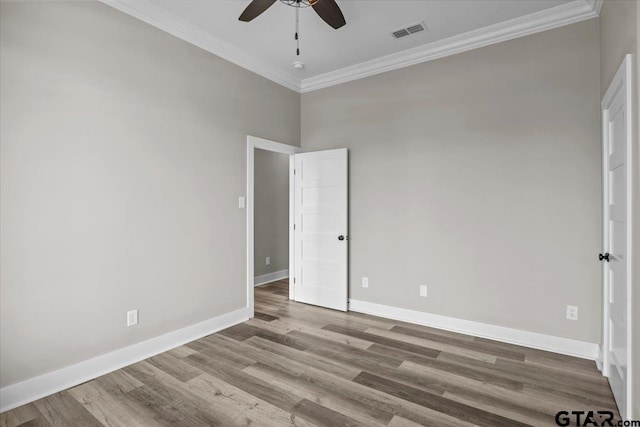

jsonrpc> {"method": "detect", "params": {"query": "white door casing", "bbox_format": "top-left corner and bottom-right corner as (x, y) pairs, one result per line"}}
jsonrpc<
(601, 54), (633, 420)
(293, 149), (348, 311)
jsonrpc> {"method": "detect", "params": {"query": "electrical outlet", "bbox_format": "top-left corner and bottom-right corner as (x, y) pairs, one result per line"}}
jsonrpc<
(362, 277), (369, 288)
(420, 285), (428, 297)
(266, 257), (271, 265)
(566, 305), (578, 321)
(127, 309), (139, 327)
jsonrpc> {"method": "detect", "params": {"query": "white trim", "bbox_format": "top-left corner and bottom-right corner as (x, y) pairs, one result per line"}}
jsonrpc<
(254, 269), (289, 287)
(586, 0), (604, 15)
(246, 136), (302, 317)
(349, 299), (599, 360)
(300, 0), (600, 92)
(596, 346), (603, 372)
(99, 0), (601, 93)
(0, 307), (249, 413)
(600, 54), (634, 420)
(98, 0), (300, 92)
(289, 156), (296, 300)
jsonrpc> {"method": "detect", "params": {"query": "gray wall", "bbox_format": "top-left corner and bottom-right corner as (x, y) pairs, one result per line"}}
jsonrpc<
(0, 1), (299, 387)
(599, 0), (640, 418)
(301, 20), (601, 344)
(254, 149), (289, 277)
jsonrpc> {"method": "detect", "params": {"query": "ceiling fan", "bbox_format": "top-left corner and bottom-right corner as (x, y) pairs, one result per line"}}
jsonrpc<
(239, 0), (346, 57)
(239, 0), (346, 29)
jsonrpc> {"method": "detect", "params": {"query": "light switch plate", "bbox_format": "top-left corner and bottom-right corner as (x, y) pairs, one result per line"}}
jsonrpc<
(127, 309), (139, 327)
(420, 285), (428, 297)
(238, 196), (245, 209)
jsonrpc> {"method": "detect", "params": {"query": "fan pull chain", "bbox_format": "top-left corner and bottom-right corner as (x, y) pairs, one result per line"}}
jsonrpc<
(295, 6), (300, 56)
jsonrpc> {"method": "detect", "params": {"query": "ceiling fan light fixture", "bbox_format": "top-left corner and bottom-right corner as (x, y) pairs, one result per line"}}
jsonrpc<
(239, 0), (345, 56)
(280, 0), (316, 8)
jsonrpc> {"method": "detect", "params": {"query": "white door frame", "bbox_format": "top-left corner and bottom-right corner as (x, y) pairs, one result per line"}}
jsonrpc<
(601, 54), (634, 419)
(246, 135), (302, 317)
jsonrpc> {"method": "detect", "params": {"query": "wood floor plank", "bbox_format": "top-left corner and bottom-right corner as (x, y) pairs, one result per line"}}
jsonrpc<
(494, 357), (614, 398)
(183, 351), (305, 414)
(124, 385), (211, 427)
(209, 332), (459, 426)
(1, 280), (620, 426)
(347, 312), (477, 342)
(94, 370), (143, 396)
(353, 371), (532, 427)
(367, 343), (523, 391)
(277, 321), (374, 349)
(187, 373), (316, 427)
(442, 392), (549, 426)
(165, 344), (198, 359)
(397, 360), (556, 422)
(254, 311), (279, 322)
(220, 322), (308, 351)
(0, 404), (44, 427)
(33, 391), (103, 427)
(245, 335), (362, 379)
(13, 417), (51, 427)
(523, 382), (619, 412)
(287, 329), (405, 368)
(363, 327), (497, 363)
(146, 352), (203, 382)
(68, 381), (161, 427)
(391, 325), (526, 361)
(235, 343), (471, 427)
(291, 399), (363, 427)
(185, 336), (256, 369)
(322, 324), (441, 359)
(246, 317), (293, 334)
(123, 362), (235, 426)
(386, 416), (426, 427)
(244, 363), (391, 426)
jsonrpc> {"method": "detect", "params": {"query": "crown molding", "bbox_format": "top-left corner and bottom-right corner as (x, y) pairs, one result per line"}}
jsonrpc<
(99, 0), (302, 92)
(100, 0), (601, 94)
(585, 0), (604, 15)
(300, 0), (601, 93)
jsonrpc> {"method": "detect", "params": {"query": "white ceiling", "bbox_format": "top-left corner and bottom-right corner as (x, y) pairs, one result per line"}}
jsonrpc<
(102, 0), (601, 92)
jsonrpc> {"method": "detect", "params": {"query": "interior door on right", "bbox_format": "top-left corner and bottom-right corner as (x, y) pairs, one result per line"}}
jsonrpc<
(602, 55), (631, 419)
(293, 148), (348, 312)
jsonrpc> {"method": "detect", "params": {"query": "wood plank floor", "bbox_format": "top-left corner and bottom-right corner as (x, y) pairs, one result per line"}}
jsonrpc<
(1, 280), (620, 427)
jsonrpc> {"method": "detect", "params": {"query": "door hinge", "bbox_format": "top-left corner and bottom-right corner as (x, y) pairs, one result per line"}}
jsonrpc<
(294, 169), (296, 175)
(293, 277), (296, 284)
(293, 224), (296, 230)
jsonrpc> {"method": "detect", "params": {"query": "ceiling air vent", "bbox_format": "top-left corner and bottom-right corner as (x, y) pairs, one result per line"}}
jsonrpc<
(392, 29), (410, 39)
(392, 22), (427, 39)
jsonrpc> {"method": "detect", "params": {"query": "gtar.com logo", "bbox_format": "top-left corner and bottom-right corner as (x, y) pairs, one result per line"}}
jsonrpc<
(555, 411), (640, 427)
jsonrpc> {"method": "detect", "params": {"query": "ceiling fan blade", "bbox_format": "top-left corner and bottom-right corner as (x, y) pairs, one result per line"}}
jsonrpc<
(239, 0), (277, 22)
(311, 0), (346, 29)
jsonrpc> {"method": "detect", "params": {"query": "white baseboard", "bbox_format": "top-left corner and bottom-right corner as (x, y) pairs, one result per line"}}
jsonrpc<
(0, 307), (249, 413)
(254, 269), (289, 287)
(596, 346), (603, 371)
(349, 299), (599, 361)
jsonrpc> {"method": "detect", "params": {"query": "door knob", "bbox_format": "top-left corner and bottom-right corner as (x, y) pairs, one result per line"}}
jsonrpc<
(338, 235), (345, 241)
(599, 253), (610, 262)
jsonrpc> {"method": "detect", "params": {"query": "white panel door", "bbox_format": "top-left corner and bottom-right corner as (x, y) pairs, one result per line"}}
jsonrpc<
(602, 55), (632, 419)
(293, 148), (348, 311)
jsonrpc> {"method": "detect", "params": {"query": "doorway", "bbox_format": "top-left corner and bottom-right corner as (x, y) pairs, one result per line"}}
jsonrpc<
(253, 148), (290, 288)
(246, 136), (300, 317)
(246, 136), (350, 316)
